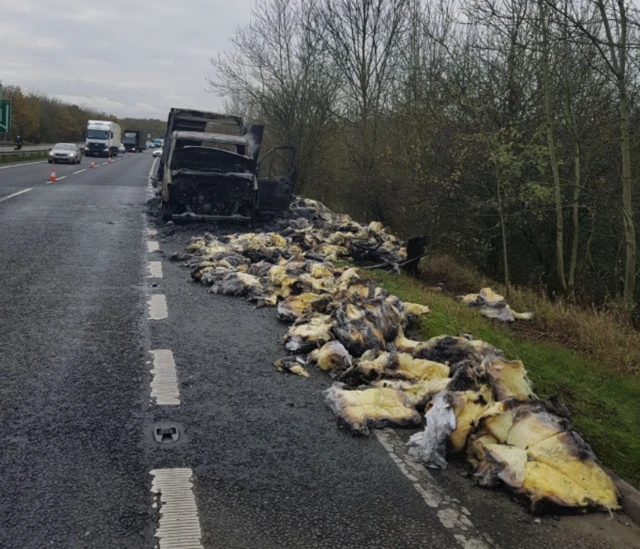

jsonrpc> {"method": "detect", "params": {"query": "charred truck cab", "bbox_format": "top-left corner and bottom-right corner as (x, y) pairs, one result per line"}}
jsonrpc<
(161, 131), (258, 222)
(157, 108), (295, 223)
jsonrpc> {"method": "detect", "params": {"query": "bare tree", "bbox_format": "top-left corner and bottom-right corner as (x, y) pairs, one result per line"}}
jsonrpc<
(548, 0), (640, 305)
(460, 0), (538, 289)
(539, 0), (567, 292)
(310, 0), (410, 219)
(555, 0), (606, 293)
(209, 0), (338, 192)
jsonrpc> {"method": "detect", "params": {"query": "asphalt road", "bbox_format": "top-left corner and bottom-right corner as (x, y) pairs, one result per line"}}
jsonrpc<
(0, 153), (638, 549)
(0, 153), (151, 549)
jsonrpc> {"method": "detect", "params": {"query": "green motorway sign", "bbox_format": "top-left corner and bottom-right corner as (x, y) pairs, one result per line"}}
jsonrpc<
(0, 99), (11, 133)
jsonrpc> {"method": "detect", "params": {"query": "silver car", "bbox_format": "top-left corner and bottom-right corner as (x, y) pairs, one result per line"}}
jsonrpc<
(48, 143), (82, 164)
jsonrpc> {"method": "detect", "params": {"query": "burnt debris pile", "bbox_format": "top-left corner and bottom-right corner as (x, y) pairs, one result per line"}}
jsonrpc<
(178, 197), (619, 513)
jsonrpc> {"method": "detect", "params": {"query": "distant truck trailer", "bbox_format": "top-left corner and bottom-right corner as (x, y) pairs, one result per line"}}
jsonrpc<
(122, 129), (144, 153)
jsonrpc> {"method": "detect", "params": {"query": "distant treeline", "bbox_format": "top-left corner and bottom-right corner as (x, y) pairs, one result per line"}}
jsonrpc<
(0, 85), (167, 143)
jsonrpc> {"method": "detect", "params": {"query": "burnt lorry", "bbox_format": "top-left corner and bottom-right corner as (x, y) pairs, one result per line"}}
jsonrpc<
(156, 108), (296, 223)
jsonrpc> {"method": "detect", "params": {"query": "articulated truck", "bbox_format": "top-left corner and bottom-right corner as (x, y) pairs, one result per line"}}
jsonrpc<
(85, 120), (122, 157)
(122, 129), (144, 153)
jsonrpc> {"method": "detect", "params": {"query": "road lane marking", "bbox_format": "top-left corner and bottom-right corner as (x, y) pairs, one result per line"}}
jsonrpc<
(147, 228), (158, 237)
(150, 350), (180, 405)
(46, 175), (67, 184)
(148, 294), (168, 320)
(151, 468), (203, 549)
(0, 188), (33, 203)
(147, 240), (160, 253)
(101, 162), (108, 165)
(374, 430), (497, 549)
(73, 169), (86, 175)
(0, 161), (46, 170)
(148, 261), (163, 279)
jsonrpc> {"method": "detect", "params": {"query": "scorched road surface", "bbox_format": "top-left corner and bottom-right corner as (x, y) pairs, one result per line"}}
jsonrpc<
(1, 152), (639, 549)
(0, 154), (152, 548)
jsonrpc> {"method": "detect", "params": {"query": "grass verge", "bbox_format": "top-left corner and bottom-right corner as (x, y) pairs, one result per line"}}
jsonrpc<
(370, 268), (640, 489)
(0, 152), (47, 165)
(419, 255), (640, 377)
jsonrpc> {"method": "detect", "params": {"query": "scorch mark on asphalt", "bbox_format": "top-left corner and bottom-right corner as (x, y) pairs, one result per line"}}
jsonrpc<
(148, 294), (168, 320)
(0, 188), (33, 203)
(151, 468), (204, 549)
(375, 429), (498, 549)
(148, 261), (163, 279)
(149, 350), (180, 405)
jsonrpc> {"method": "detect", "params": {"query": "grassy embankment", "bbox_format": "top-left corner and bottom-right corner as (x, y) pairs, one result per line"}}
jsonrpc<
(369, 261), (640, 488)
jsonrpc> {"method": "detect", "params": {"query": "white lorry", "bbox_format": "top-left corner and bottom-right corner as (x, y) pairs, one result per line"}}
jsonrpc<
(85, 120), (122, 157)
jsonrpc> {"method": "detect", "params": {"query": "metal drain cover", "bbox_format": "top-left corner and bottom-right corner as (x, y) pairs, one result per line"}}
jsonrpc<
(154, 424), (180, 444)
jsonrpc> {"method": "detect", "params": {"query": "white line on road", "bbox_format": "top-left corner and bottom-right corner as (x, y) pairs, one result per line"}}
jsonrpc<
(148, 294), (168, 320)
(150, 350), (180, 405)
(0, 188), (32, 203)
(147, 227), (158, 237)
(0, 161), (46, 170)
(151, 468), (203, 549)
(101, 162), (108, 165)
(147, 240), (160, 253)
(46, 175), (67, 184)
(73, 169), (86, 175)
(374, 430), (498, 549)
(148, 261), (163, 279)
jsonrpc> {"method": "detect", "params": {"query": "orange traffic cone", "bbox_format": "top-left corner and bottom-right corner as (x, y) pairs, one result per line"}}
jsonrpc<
(49, 168), (56, 182)
(108, 156), (112, 164)
(90, 160), (95, 169)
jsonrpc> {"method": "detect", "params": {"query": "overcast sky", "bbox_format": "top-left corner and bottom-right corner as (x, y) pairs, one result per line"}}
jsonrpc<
(0, 0), (254, 119)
